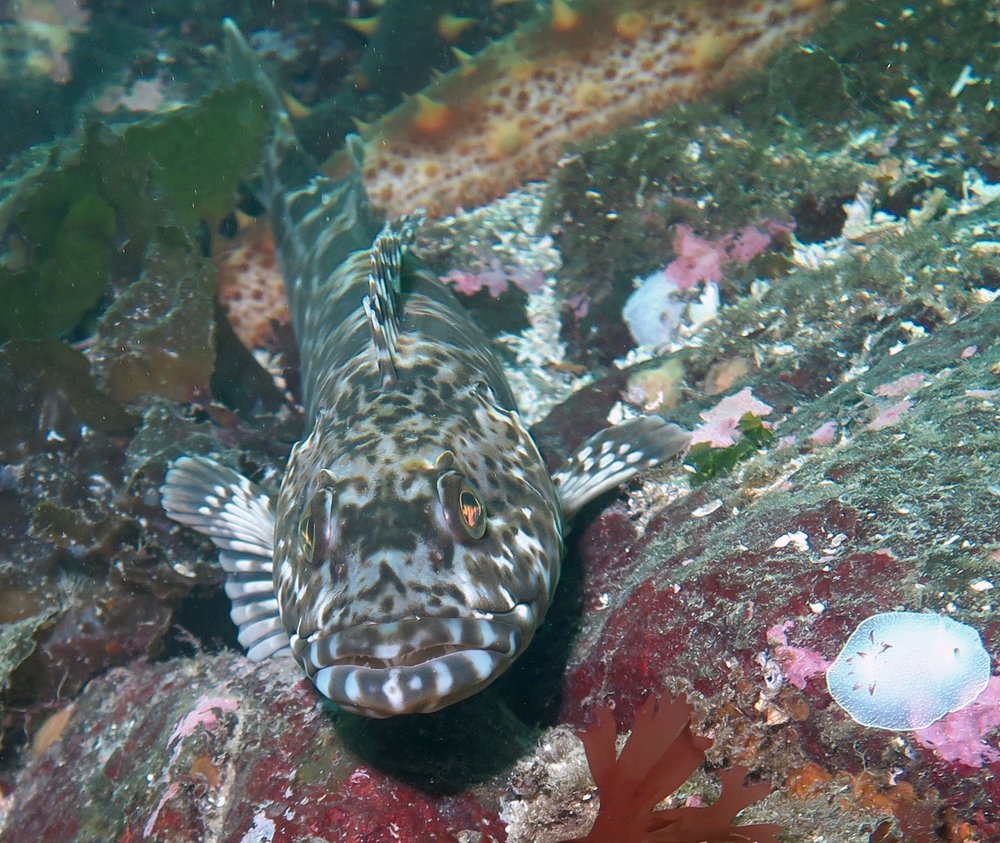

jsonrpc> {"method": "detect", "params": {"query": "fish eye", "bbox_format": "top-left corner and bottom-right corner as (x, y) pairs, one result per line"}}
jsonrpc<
(300, 486), (335, 566)
(437, 470), (487, 541)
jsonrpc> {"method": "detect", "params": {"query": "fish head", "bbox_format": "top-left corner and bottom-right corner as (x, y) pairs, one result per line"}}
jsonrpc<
(272, 391), (563, 717)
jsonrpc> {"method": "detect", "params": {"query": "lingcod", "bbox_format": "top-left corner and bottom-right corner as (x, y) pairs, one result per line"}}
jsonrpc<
(160, 20), (690, 718)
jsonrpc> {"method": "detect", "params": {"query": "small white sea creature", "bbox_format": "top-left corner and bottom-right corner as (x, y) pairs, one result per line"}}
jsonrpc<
(826, 612), (991, 730)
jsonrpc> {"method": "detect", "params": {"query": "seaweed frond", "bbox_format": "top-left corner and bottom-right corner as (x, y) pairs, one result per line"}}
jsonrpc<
(566, 694), (782, 843)
(685, 412), (775, 485)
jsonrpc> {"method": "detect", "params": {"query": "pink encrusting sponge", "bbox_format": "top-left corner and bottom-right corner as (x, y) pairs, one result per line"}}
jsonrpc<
(826, 612), (992, 731)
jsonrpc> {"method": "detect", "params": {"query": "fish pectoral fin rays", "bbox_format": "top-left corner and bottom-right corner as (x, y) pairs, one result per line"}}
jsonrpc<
(160, 456), (290, 662)
(553, 416), (691, 522)
(363, 214), (423, 388)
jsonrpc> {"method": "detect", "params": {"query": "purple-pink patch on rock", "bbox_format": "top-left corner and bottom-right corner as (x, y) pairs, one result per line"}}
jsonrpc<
(913, 675), (1000, 767)
(873, 372), (928, 397)
(766, 621), (832, 690)
(166, 695), (239, 757)
(690, 387), (773, 447)
(866, 397), (913, 431)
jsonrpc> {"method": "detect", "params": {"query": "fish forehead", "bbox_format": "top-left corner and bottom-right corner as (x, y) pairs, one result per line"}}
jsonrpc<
(293, 369), (541, 483)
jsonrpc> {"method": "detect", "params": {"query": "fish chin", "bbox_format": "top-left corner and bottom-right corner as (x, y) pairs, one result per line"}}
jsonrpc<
(302, 610), (534, 717)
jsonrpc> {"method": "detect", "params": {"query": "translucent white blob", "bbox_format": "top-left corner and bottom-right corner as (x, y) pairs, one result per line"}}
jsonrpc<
(826, 612), (991, 731)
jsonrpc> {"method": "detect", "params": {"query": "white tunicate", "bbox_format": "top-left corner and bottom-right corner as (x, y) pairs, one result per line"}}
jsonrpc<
(826, 611), (991, 731)
(622, 270), (684, 348)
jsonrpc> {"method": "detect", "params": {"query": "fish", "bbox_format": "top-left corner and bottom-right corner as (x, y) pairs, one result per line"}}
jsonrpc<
(159, 19), (691, 718)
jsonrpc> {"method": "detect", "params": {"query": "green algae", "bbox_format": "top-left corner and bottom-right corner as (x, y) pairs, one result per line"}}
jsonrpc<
(0, 83), (268, 342)
(0, 123), (152, 342)
(0, 129), (126, 341)
(685, 413), (775, 485)
(122, 84), (269, 227)
(0, 612), (56, 694)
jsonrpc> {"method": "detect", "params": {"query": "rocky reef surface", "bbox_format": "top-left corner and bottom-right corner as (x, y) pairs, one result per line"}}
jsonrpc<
(1, 1), (999, 841)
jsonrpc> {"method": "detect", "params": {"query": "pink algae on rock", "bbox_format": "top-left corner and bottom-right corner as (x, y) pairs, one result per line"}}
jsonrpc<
(807, 420), (838, 445)
(873, 372), (929, 397)
(913, 676), (1000, 768)
(166, 695), (239, 748)
(441, 258), (546, 298)
(866, 397), (914, 431)
(766, 621), (831, 691)
(663, 224), (774, 291)
(689, 387), (773, 448)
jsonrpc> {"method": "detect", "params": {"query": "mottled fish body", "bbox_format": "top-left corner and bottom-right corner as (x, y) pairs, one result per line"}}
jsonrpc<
(161, 21), (690, 717)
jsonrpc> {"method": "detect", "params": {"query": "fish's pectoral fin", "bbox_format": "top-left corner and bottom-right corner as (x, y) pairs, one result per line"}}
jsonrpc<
(553, 416), (691, 522)
(363, 213), (423, 388)
(160, 456), (291, 662)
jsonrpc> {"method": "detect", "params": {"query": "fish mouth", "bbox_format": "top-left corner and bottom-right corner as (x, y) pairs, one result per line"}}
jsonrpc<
(301, 607), (534, 717)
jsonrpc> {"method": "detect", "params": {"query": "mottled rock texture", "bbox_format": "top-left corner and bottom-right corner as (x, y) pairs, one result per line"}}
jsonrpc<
(2, 1), (999, 841)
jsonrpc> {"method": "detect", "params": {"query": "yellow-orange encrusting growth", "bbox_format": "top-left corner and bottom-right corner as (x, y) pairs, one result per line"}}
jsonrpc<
(339, 0), (832, 219)
(551, 0), (582, 34)
(214, 220), (289, 351)
(338, 16), (380, 38)
(410, 93), (455, 136)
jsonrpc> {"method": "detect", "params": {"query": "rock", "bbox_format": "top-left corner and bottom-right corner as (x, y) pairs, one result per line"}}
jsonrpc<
(550, 298), (1000, 839)
(2, 654), (506, 843)
(3, 2), (1000, 841)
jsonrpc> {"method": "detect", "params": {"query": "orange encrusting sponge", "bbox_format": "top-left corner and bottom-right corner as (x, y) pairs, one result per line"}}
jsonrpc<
(341, 0), (830, 219)
(214, 219), (290, 352)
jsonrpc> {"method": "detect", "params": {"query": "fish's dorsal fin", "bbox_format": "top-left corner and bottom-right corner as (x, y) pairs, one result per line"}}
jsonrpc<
(553, 416), (691, 522)
(363, 214), (423, 388)
(160, 456), (290, 662)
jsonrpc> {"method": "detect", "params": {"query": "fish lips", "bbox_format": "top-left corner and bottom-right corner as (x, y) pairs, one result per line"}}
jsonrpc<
(301, 608), (535, 717)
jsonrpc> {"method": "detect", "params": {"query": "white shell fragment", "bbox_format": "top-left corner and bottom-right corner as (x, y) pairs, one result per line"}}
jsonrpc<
(826, 612), (992, 731)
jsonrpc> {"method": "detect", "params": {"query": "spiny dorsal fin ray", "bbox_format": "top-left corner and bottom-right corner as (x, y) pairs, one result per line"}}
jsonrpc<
(553, 416), (691, 522)
(160, 456), (291, 662)
(363, 213), (423, 388)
